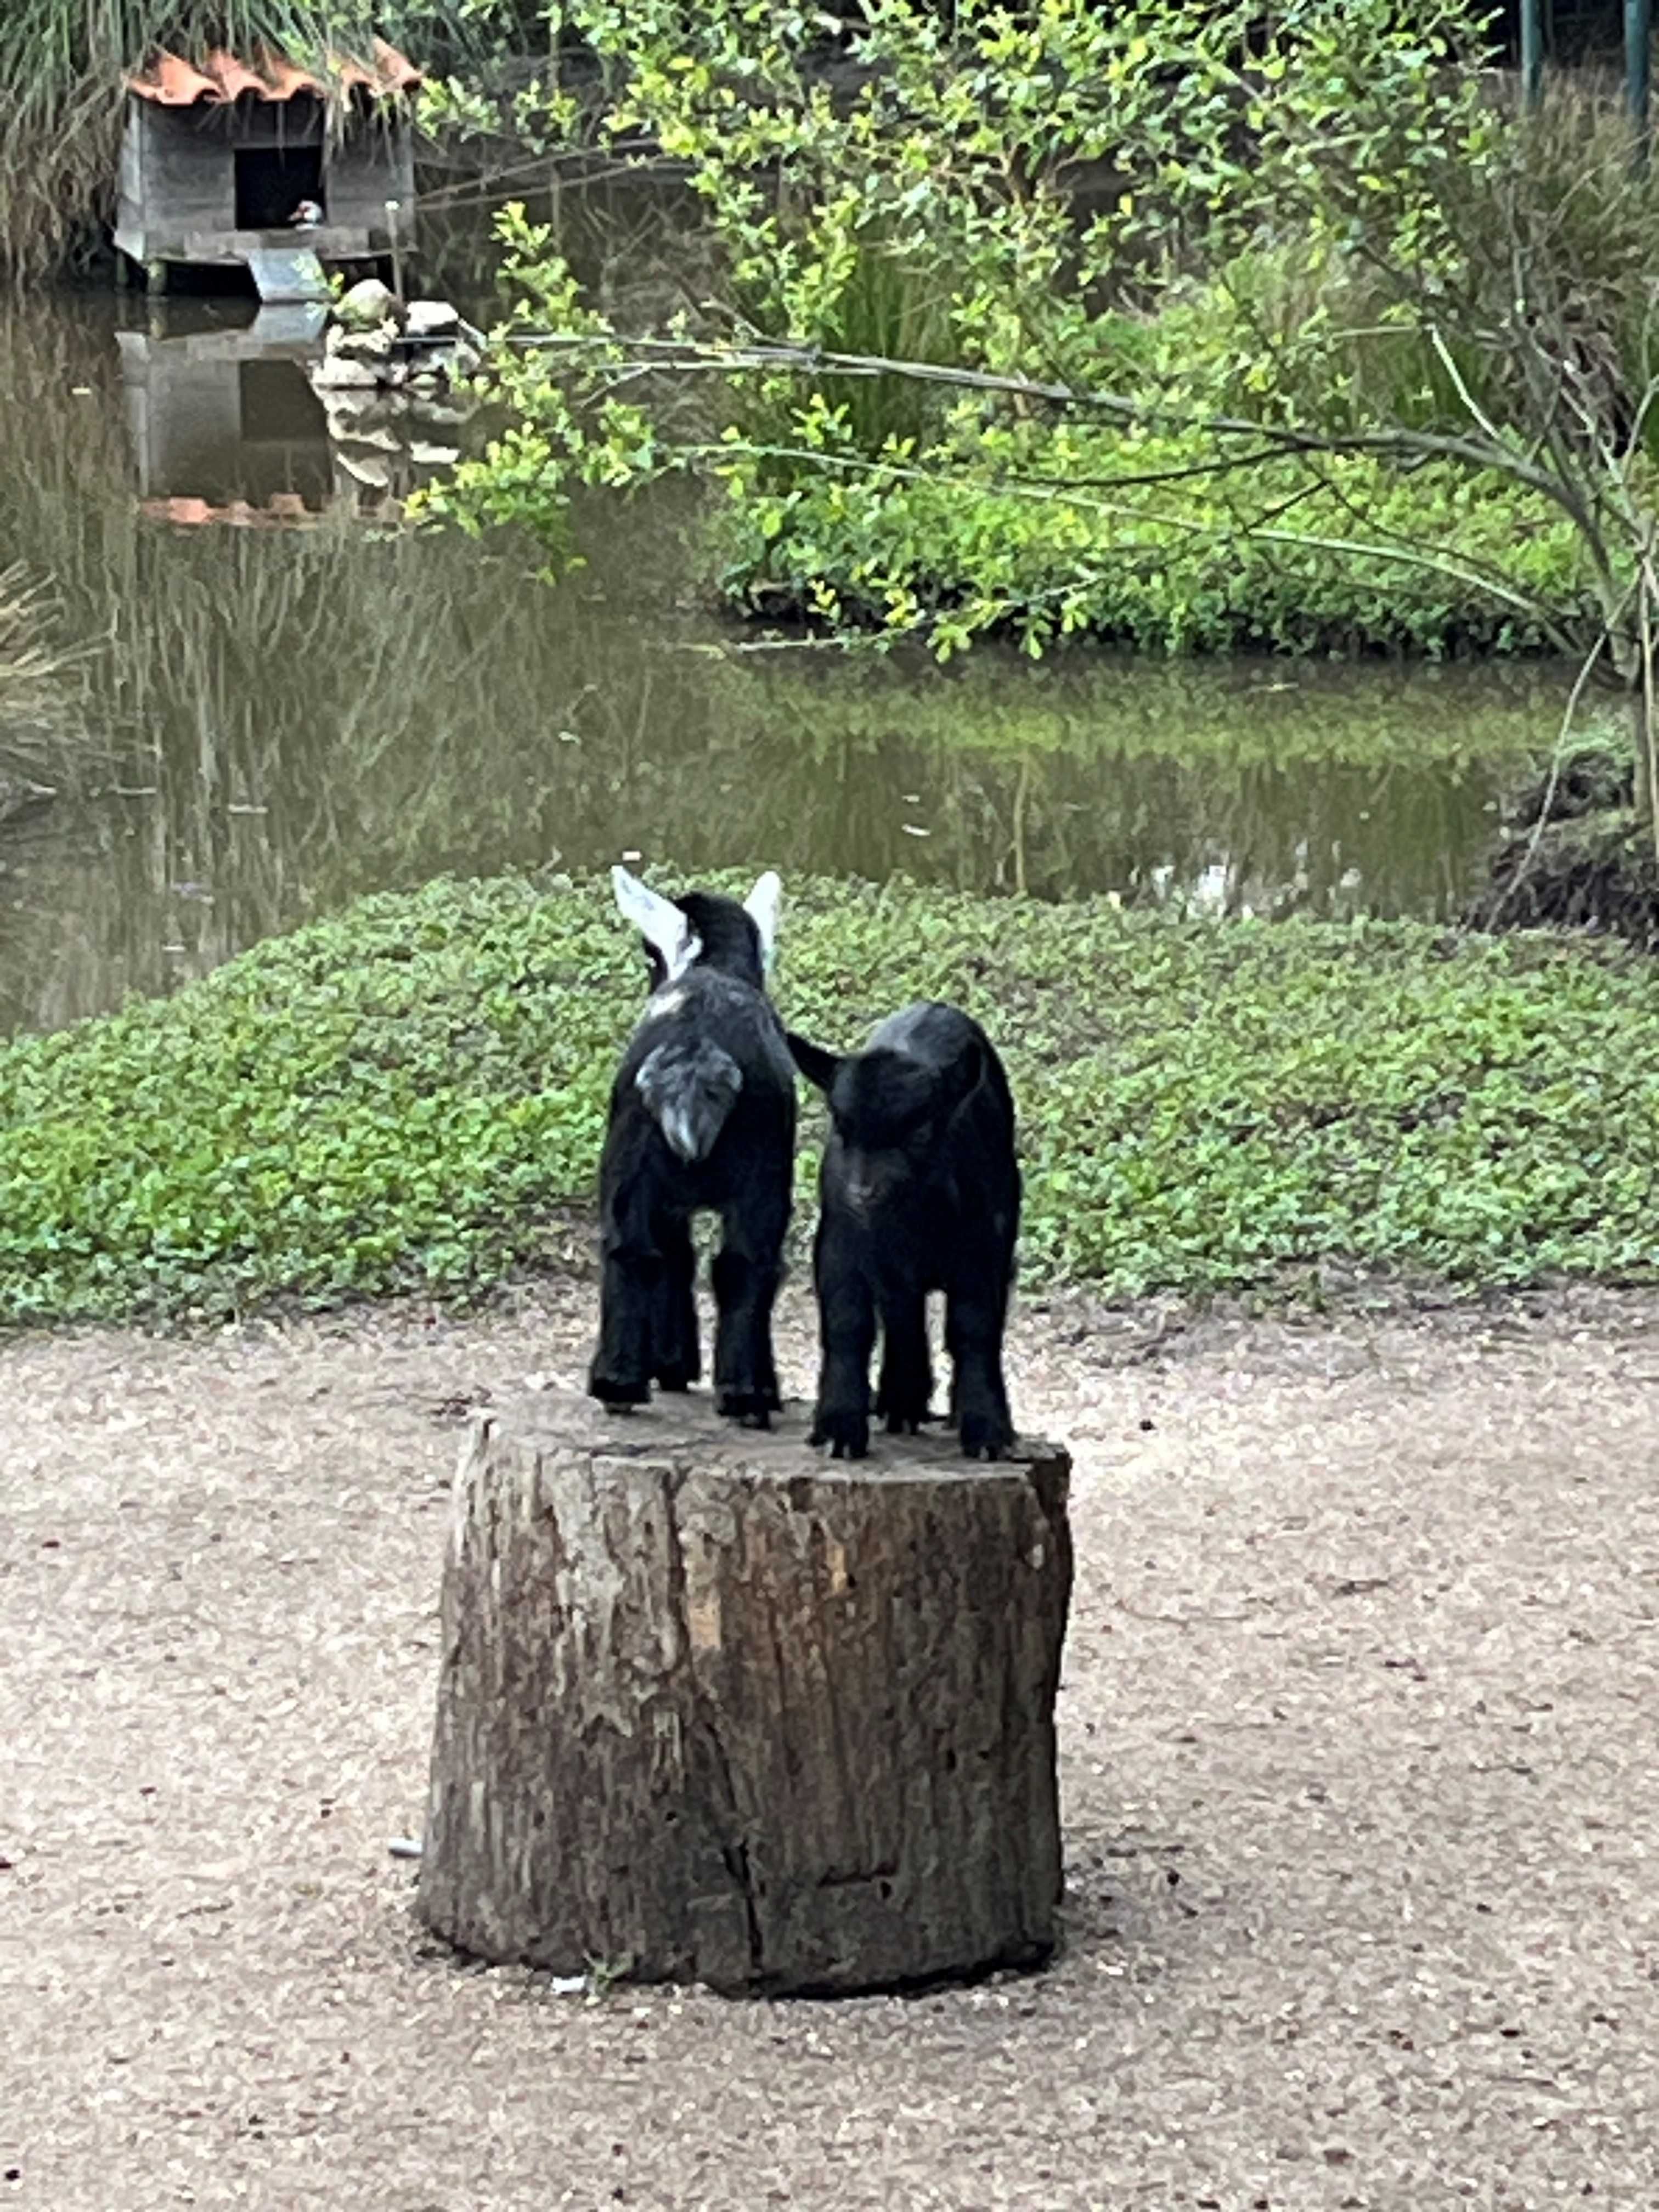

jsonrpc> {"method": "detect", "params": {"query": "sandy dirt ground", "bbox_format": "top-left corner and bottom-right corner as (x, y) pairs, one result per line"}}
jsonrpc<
(4, 1278), (1658, 2211)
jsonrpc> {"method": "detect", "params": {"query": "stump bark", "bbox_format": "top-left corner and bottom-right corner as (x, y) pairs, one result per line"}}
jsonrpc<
(416, 1390), (1073, 1995)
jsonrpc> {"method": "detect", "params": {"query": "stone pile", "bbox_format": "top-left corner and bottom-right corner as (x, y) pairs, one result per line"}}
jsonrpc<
(308, 278), (484, 494)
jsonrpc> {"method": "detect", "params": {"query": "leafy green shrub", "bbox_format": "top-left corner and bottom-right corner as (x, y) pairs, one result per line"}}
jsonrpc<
(716, 416), (1589, 657)
(425, 2), (1657, 703)
(4, 872), (1658, 1325)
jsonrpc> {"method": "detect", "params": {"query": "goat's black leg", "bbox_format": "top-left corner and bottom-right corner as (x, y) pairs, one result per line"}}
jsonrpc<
(711, 1170), (789, 1426)
(709, 1246), (782, 1425)
(651, 1213), (699, 1390)
(589, 1238), (658, 1408)
(588, 1154), (657, 1408)
(874, 1290), (933, 1434)
(944, 1283), (1014, 1460)
(809, 1220), (876, 1459)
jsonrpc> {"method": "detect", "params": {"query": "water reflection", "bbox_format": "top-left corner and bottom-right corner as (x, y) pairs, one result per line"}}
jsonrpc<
(1, 289), (1563, 1039)
(112, 294), (469, 521)
(119, 301), (332, 515)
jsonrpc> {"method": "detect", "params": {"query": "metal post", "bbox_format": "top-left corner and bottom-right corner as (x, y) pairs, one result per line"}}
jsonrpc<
(1520, 0), (1543, 110)
(386, 199), (404, 301)
(1628, 0), (1652, 171)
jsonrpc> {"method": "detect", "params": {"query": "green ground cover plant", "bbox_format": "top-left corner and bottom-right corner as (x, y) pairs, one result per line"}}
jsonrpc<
(3, 872), (1657, 1325)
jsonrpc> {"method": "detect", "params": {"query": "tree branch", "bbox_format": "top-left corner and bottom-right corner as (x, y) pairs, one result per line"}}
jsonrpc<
(503, 328), (1595, 524)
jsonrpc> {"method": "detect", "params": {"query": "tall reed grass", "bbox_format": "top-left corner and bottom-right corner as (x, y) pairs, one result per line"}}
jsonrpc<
(0, 563), (86, 785)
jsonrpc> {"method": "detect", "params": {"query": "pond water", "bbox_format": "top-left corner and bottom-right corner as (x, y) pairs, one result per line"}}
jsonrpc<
(0, 252), (1567, 1040)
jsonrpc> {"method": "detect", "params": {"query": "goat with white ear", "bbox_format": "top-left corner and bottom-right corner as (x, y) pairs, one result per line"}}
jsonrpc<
(589, 867), (794, 1425)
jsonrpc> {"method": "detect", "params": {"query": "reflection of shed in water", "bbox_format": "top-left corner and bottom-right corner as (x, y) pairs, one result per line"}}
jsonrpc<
(117, 307), (335, 514)
(113, 41), (420, 296)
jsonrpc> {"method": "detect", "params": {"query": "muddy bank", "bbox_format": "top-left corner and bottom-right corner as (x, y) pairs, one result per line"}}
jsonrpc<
(1481, 809), (1659, 945)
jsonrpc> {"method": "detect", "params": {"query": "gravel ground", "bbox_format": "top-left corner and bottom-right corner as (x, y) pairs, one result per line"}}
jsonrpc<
(4, 1279), (1658, 2211)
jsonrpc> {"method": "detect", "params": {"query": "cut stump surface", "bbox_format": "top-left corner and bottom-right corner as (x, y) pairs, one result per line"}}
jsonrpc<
(416, 1391), (1073, 1995)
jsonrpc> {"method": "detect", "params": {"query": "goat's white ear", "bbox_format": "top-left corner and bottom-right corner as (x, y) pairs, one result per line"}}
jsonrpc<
(612, 865), (693, 974)
(743, 870), (782, 969)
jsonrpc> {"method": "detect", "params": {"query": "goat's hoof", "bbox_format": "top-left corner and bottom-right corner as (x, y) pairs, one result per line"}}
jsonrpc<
(588, 1372), (650, 1408)
(958, 1414), (1014, 1460)
(716, 1387), (778, 1426)
(809, 1408), (870, 1460)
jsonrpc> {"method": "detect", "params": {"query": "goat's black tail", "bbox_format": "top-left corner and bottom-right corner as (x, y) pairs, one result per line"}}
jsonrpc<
(634, 1039), (744, 1164)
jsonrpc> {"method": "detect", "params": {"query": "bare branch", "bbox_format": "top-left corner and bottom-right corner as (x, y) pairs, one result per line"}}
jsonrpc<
(1428, 326), (1506, 451)
(1641, 548), (1659, 851)
(1285, 447), (1588, 663)
(1624, 375), (1659, 465)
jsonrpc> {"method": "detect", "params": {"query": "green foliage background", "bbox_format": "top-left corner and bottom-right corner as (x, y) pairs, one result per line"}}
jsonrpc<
(712, 429), (1587, 658)
(422, 1), (1659, 676)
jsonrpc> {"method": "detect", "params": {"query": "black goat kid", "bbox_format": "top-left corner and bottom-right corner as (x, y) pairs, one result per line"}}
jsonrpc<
(588, 867), (795, 1426)
(787, 1002), (1019, 1462)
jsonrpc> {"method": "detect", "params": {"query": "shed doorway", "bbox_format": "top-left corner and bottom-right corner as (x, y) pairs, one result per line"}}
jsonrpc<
(234, 144), (324, 230)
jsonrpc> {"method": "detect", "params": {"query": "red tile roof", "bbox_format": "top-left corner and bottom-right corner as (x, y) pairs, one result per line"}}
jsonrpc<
(127, 39), (421, 106)
(140, 494), (327, 528)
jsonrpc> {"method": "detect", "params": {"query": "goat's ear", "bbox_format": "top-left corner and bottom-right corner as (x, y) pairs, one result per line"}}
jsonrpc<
(743, 870), (782, 971)
(612, 865), (697, 979)
(940, 1037), (986, 1126)
(786, 1030), (841, 1094)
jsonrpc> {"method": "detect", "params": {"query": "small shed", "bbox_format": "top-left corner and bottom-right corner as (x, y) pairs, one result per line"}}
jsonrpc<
(113, 40), (420, 296)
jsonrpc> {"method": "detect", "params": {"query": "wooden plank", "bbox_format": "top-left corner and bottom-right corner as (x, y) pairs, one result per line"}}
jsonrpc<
(137, 227), (379, 262)
(141, 110), (234, 230)
(245, 247), (330, 303)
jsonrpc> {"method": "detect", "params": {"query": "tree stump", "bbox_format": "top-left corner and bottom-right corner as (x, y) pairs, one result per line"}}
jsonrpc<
(416, 1391), (1073, 1996)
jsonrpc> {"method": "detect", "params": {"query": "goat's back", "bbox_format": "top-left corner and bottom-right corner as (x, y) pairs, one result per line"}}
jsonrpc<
(865, 1001), (1016, 1144)
(616, 968), (795, 1187)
